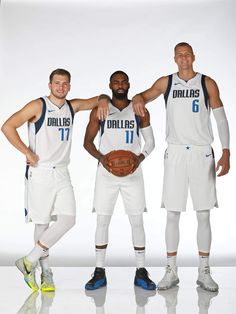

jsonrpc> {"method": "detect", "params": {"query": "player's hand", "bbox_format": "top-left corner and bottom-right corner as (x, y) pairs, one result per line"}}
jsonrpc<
(99, 154), (112, 173)
(130, 152), (144, 173)
(216, 149), (230, 176)
(26, 150), (39, 167)
(97, 97), (110, 121)
(132, 95), (146, 117)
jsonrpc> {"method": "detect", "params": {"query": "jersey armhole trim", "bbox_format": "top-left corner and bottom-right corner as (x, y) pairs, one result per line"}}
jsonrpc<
(66, 100), (75, 123)
(35, 97), (47, 134)
(164, 74), (172, 106)
(201, 74), (209, 109)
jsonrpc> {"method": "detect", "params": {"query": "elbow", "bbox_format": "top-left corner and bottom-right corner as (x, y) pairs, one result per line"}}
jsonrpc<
(1, 123), (8, 135)
(83, 140), (89, 152)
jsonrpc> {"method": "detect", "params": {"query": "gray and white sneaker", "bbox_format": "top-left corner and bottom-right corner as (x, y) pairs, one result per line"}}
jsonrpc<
(15, 257), (39, 291)
(158, 266), (179, 290)
(41, 269), (55, 291)
(196, 266), (219, 292)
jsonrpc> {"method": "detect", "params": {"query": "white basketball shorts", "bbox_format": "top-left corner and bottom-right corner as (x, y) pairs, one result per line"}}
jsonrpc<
(25, 166), (76, 224)
(161, 144), (218, 211)
(93, 163), (146, 215)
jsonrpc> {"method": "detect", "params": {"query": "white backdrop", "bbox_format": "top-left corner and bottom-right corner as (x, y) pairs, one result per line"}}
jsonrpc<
(0, 0), (235, 266)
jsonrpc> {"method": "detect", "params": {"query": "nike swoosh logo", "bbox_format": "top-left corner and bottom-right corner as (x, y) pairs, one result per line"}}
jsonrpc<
(108, 112), (116, 116)
(48, 109), (55, 113)
(174, 82), (181, 85)
(206, 154), (212, 157)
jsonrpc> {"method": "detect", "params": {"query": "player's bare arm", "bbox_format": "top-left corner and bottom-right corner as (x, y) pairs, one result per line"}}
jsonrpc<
(1, 99), (42, 166)
(132, 76), (168, 116)
(206, 76), (230, 177)
(96, 94), (111, 121)
(70, 96), (99, 113)
(83, 108), (110, 172)
(71, 94), (111, 116)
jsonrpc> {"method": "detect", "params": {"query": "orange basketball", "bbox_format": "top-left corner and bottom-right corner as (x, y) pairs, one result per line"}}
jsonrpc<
(106, 150), (136, 177)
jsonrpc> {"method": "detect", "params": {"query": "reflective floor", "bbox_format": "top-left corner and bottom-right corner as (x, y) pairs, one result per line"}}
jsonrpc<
(0, 267), (235, 313)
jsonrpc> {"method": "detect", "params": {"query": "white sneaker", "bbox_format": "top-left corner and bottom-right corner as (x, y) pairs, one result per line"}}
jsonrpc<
(158, 266), (179, 290)
(196, 266), (219, 292)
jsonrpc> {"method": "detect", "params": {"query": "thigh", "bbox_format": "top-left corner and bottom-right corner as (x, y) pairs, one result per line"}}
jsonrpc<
(93, 164), (119, 215)
(189, 147), (218, 210)
(25, 167), (56, 224)
(120, 167), (146, 214)
(161, 146), (188, 211)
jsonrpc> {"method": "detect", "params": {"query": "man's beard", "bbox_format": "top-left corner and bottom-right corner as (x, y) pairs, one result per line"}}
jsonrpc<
(112, 90), (128, 100)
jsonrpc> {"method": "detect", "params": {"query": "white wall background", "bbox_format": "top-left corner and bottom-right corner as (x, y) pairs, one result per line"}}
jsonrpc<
(0, 0), (235, 266)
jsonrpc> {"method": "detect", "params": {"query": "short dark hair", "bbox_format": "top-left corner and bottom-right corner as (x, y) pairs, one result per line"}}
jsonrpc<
(109, 71), (129, 82)
(49, 68), (71, 83)
(174, 42), (193, 54)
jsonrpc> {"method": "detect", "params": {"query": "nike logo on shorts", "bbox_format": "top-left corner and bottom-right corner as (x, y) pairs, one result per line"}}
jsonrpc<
(205, 153), (212, 157)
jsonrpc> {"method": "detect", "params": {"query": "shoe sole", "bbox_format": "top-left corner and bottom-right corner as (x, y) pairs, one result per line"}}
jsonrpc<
(196, 280), (219, 292)
(157, 278), (179, 290)
(41, 286), (56, 292)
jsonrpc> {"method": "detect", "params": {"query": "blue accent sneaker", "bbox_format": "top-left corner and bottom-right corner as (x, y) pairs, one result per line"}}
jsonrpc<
(85, 267), (107, 290)
(134, 268), (156, 290)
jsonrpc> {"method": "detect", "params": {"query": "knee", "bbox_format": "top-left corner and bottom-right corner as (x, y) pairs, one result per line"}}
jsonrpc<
(97, 215), (111, 229)
(61, 215), (76, 231)
(197, 210), (210, 224)
(167, 211), (180, 224)
(129, 215), (144, 230)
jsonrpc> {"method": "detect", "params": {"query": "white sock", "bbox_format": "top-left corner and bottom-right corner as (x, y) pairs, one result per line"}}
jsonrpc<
(167, 255), (177, 268)
(96, 248), (106, 268)
(199, 256), (209, 269)
(27, 243), (48, 263)
(39, 255), (50, 273)
(135, 250), (145, 268)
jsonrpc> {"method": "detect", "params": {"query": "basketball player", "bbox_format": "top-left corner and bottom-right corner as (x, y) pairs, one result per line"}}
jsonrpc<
(131, 43), (230, 291)
(1, 68), (109, 291)
(83, 71), (156, 290)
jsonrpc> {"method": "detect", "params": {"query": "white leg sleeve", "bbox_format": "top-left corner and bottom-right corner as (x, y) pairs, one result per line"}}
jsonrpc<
(34, 224), (49, 244)
(34, 224), (50, 259)
(39, 215), (75, 248)
(165, 211), (181, 253)
(128, 214), (145, 247)
(95, 215), (112, 245)
(196, 210), (211, 253)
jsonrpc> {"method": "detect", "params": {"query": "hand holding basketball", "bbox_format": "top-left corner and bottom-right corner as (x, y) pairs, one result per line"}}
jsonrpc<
(102, 150), (140, 177)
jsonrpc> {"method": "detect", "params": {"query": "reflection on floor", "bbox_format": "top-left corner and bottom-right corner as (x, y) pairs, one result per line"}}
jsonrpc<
(0, 267), (235, 314)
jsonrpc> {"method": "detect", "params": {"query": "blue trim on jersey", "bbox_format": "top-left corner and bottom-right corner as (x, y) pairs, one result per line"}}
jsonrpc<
(66, 100), (75, 123)
(211, 147), (215, 159)
(135, 115), (141, 137)
(35, 98), (47, 134)
(164, 74), (173, 106)
(25, 165), (29, 179)
(100, 120), (106, 137)
(201, 74), (209, 109)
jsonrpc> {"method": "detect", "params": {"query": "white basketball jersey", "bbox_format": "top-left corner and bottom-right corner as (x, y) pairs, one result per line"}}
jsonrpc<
(164, 73), (214, 145)
(99, 102), (141, 154)
(28, 96), (74, 166)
